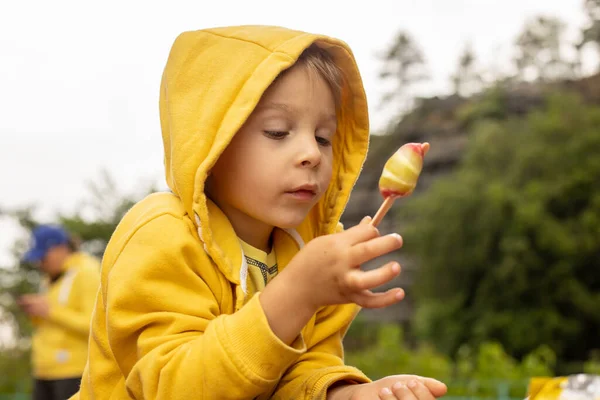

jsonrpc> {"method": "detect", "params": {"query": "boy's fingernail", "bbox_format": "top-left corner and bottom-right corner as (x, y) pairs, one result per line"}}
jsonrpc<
(389, 233), (402, 242)
(392, 382), (405, 390)
(395, 289), (405, 300)
(381, 387), (392, 395)
(408, 380), (418, 388)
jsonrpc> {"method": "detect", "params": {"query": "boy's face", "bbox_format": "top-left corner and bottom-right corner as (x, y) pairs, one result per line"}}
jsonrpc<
(207, 64), (337, 241)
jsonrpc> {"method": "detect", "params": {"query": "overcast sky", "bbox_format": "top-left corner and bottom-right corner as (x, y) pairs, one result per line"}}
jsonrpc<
(0, 0), (590, 264)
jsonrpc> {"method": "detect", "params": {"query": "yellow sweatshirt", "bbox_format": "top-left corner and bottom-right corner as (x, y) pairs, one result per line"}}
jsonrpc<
(74, 25), (372, 399)
(32, 252), (100, 379)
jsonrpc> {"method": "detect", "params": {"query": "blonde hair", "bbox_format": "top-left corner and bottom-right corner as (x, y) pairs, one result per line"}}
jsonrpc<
(290, 43), (344, 108)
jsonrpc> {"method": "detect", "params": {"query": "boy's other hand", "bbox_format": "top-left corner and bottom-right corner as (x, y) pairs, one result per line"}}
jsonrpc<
(287, 215), (405, 310)
(328, 375), (447, 400)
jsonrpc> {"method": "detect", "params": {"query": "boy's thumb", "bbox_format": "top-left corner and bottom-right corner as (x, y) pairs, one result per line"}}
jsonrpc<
(360, 216), (372, 224)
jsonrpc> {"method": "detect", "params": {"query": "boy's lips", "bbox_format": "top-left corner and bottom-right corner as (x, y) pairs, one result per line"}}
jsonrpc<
(285, 184), (318, 201)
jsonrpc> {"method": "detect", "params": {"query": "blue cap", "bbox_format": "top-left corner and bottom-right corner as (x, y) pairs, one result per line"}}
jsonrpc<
(22, 225), (70, 263)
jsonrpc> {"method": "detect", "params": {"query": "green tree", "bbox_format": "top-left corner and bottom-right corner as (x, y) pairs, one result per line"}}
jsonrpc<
(401, 91), (600, 365)
(57, 170), (154, 258)
(379, 30), (428, 113)
(581, 0), (600, 71)
(514, 16), (572, 81)
(450, 42), (482, 97)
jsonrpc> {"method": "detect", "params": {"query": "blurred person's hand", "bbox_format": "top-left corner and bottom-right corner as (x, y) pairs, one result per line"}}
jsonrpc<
(17, 294), (50, 318)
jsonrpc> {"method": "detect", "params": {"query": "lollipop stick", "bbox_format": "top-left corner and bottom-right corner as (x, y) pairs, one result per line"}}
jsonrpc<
(370, 197), (396, 227)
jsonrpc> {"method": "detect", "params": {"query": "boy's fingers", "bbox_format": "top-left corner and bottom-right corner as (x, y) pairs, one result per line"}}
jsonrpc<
(421, 378), (448, 397)
(392, 383), (417, 400)
(345, 262), (401, 291)
(360, 216), (372, 225)
(349, 233), (403, 266)
(379, 387), (396, 400)
(352, 288), (404, 309)
(407, 380), (436, 400)
(342, 222), (380, 245)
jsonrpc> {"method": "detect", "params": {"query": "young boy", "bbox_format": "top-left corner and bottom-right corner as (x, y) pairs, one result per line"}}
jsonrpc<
(72, 25), (448, 399)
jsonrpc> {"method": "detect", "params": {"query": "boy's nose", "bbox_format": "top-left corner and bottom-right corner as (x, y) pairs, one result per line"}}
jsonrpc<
(298, 137), (322, 168)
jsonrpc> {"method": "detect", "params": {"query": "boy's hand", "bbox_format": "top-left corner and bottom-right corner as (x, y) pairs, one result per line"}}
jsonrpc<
(328, 375), (447, 400)
(288, 216), (405, 310)
(259, 216), (404, 344)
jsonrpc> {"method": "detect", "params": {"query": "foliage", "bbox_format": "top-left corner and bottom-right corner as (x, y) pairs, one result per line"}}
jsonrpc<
(398, 91), (600, 364)
(451, 43), (482, 97)
(345, 322), (554, 398)
(513, 16), (573, 81)
(378, 30), (428, 114)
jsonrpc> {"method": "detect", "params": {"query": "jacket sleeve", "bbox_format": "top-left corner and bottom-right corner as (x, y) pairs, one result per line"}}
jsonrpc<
(48, 265), (100, 337)
(104, 214), (306, 400)
(270, 303), (371, 400)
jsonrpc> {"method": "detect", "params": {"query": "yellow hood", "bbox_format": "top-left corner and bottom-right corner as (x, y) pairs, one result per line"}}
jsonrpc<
(160, 25), (369, 246)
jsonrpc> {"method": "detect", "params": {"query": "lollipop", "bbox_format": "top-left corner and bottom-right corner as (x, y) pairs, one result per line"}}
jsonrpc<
(370, 142), (430, 227)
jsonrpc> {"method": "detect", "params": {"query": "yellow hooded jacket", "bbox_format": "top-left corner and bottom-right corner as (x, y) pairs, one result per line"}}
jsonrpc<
(75, 25), (372, 399)
(32, 252), (100, 379)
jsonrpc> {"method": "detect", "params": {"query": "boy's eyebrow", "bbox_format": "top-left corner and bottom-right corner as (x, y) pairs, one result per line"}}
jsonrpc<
(259, 102), (292, 112)
(258, 102), (337, 123)
(324, 113), (338, 123)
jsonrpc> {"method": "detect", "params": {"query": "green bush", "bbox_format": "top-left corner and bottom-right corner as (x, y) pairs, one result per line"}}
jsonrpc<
(346, 323), (559, 398)
(0, 347), (31, 395)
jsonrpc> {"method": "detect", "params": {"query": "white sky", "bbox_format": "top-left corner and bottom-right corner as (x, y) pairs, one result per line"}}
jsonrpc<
(0, 0), (590, 265)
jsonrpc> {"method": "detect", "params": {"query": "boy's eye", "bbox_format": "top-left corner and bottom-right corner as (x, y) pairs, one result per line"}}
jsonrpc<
(316, 136), (332, 146)
(264, 131), (288, 139)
